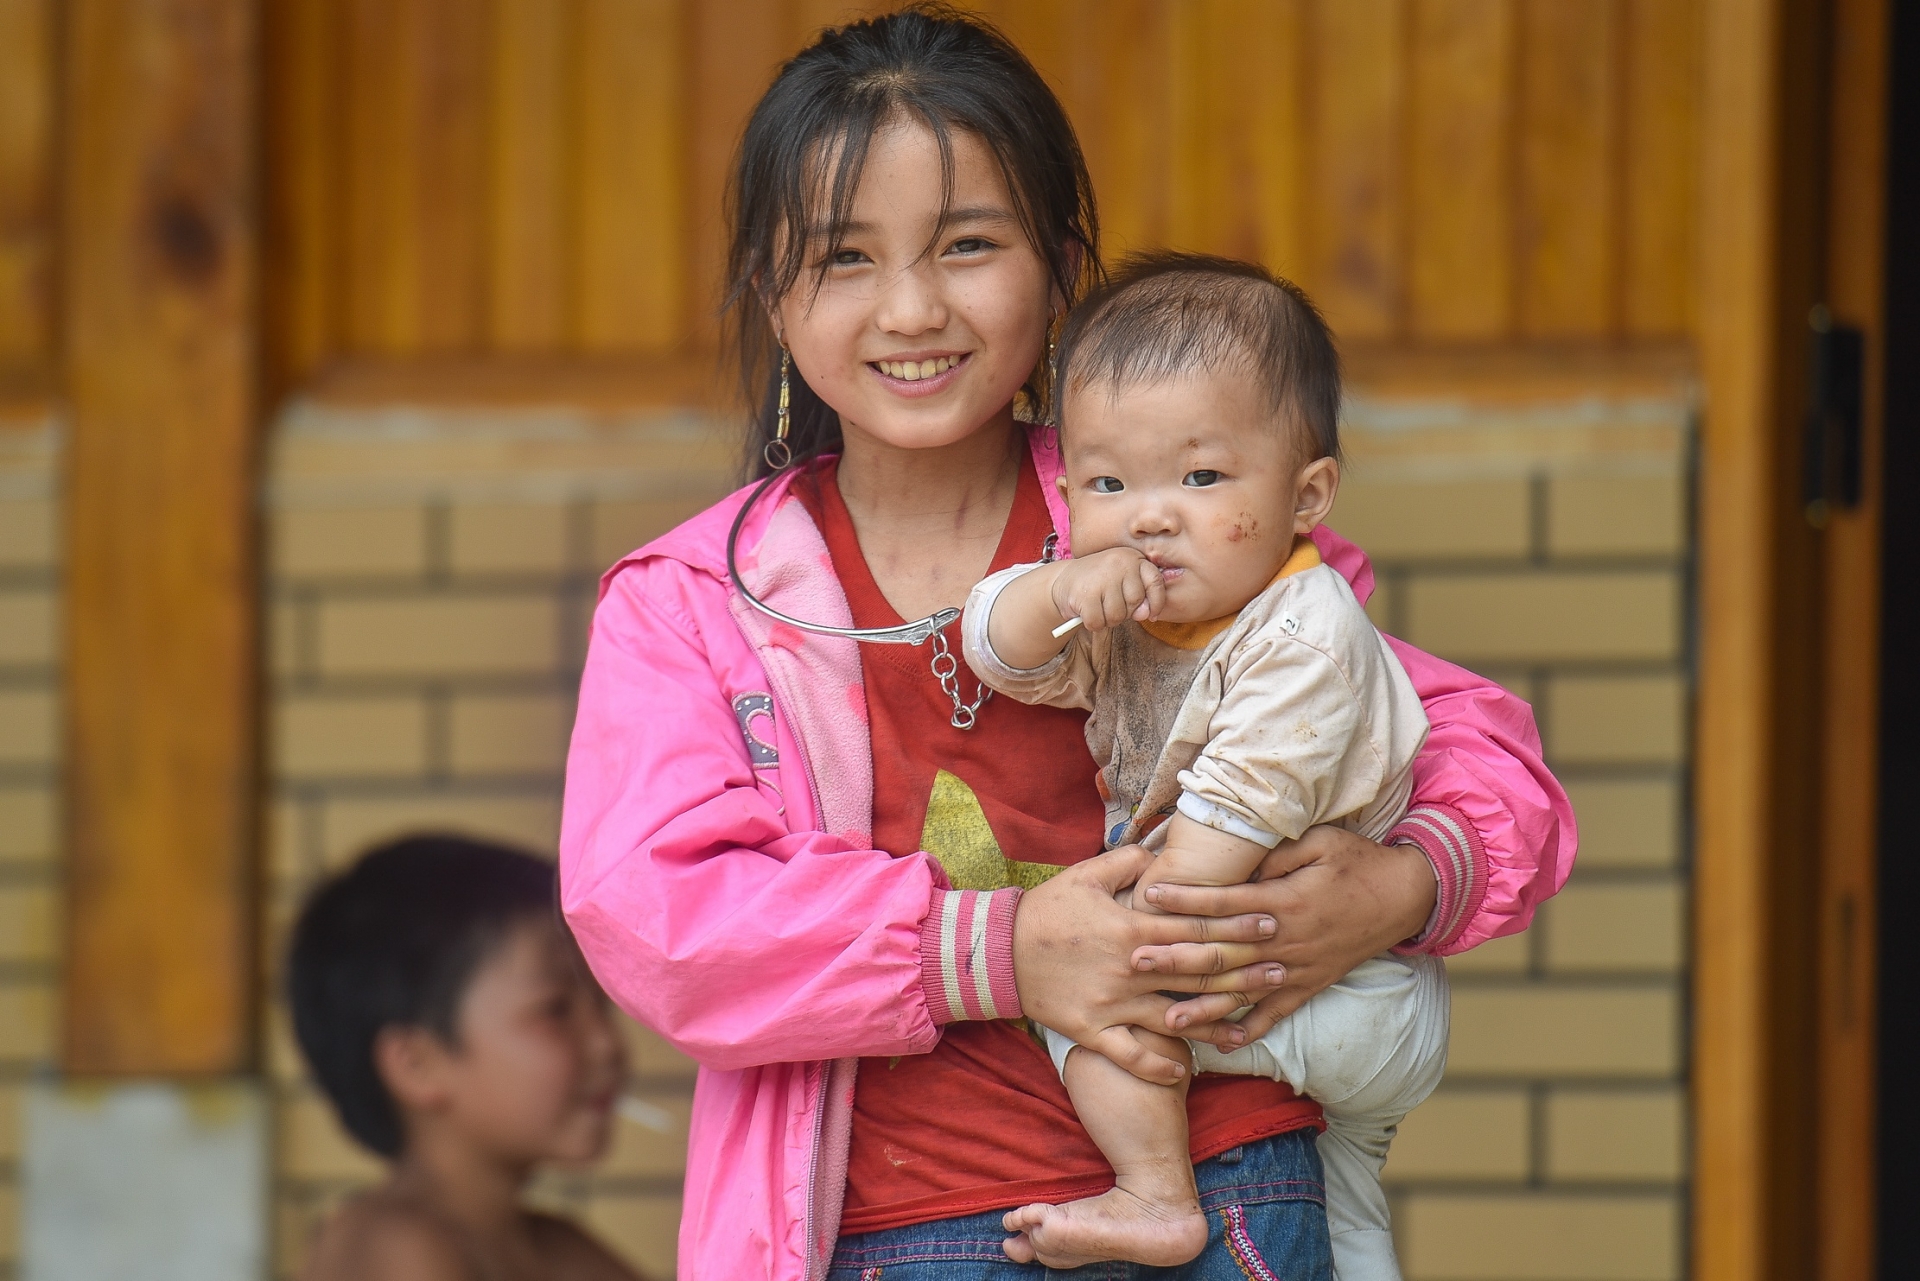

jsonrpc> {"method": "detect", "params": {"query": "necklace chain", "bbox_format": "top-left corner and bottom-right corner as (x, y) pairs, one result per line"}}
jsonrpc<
(928, 629), (991, 730)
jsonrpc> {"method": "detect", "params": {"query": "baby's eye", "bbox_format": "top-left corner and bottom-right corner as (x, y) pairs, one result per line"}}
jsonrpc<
(1183, 470), (1222, 487)
(1090, 476), (1125, 494)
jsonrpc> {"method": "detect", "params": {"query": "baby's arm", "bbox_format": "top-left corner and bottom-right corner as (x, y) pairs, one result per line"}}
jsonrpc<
(987, 547), (1166, 670)
(1129, 812), (1270, 914)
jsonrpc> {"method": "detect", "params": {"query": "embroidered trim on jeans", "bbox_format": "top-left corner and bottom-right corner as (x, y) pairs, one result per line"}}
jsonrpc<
(1221, 1204), (1281, 1281)
(859, 1268), (883, 1281)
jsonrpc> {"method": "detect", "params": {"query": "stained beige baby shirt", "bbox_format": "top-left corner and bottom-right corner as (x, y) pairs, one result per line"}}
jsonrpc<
(961, 541), (1430, 852)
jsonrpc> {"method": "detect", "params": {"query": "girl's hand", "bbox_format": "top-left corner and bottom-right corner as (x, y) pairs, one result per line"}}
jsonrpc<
(1129, 826), (1438, 1042)
(1049, 548), (1165, 633)
(1011, 845), (1285, 1085)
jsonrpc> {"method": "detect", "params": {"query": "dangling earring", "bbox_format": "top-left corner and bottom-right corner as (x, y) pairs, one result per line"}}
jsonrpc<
(764, 345), (794, 472)
(1045, 312), (1061, 430)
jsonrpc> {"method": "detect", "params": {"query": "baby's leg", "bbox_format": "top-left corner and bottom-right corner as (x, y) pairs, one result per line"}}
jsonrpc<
(1003, 1027), (1207, 1268)
(1191, 955), (1450, 1281)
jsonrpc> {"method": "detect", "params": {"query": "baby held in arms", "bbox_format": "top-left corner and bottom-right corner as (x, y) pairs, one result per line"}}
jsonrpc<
(961, 253), (1448, 1279)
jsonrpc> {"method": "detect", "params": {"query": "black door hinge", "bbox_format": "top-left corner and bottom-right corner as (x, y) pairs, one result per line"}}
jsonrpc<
(1803, 305), (1865, 527)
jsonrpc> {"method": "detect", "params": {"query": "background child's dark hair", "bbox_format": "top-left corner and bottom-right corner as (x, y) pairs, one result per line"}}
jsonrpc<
(1054, 251), (1343, 463)
(724, 2), (1101, 477)
(286, 834), (557, 1157)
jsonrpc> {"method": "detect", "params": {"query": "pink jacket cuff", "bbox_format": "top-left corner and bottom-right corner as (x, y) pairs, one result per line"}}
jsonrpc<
(918, 887), (1024, 1024)
(1389, 802), (1490, 955)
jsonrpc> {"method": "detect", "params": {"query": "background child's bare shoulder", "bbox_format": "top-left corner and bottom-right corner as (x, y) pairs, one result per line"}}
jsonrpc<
(526, 1211), (648, 1280)
(299, 1188), (481, 1281)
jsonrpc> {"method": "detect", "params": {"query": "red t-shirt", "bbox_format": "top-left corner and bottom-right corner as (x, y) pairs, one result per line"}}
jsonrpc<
(794, 454), (1323, 1236)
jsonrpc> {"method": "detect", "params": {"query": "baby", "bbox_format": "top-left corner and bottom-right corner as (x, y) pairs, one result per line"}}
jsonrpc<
(962, 253), (1448, 1278)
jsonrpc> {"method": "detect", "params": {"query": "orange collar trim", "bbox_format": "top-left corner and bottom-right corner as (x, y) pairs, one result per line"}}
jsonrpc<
(1139, 538), (1321, 651)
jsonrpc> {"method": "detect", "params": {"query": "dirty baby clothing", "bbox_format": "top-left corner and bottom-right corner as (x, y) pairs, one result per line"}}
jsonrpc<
(962, 538), (1446, 1281)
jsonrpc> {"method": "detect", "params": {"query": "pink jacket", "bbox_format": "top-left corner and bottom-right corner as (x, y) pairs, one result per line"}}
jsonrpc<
(560, 430), (1576, 1280)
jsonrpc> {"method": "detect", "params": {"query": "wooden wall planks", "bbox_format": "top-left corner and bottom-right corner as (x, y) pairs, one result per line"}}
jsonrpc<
(62, 0), (261, 1074)
(0, 0), (1714, 402)
(242, 0), (1706, 394)
(0, 0), (52, 385)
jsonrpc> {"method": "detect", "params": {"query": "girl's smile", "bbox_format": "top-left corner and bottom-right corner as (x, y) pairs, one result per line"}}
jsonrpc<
(868, 350), (973, 395)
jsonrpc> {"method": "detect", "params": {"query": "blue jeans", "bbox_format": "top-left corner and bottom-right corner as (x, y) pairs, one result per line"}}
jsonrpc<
(827, 1129), (1333, 1280)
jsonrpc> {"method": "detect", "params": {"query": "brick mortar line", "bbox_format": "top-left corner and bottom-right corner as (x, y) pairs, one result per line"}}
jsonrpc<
(1552, 870), (1687, 890)
(267, 576), (602, 600)
(1382, 1179), (1685, 1198)
(270, 777), (564, 801)
(1446, 974), (1679, 991)
(271, 674), (583, 698)
(1439, 1074), (1685, 1091)
(1375, 556), (1686, 576)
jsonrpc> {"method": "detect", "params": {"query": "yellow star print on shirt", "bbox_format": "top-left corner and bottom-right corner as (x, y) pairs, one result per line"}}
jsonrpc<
(918, 769), (1065, 891)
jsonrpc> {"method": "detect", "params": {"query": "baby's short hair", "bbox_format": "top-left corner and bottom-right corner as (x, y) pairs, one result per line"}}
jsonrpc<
(286, 834), (557, 1157)
(1053, 251), (1342, 461)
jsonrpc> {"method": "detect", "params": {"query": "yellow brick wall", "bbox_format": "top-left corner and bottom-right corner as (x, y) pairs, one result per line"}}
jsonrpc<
(0, 423), (60, 1281)
(1334, 389), (1694, 1281)
(263, 402), (735, 1279)
(2, 384), (1693, 1280)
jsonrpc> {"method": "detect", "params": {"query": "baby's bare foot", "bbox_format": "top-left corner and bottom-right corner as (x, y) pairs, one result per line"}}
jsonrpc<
(1000, 1184), (1207, 1269)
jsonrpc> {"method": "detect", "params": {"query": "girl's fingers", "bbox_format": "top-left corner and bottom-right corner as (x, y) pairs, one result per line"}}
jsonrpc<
(1132, 957), (1286, 996)
(1226, 990), (1310, 1040)
(1139, 879), (1283, 919)
(1087, 1025), (1187, 1086)
(1165, 990), (1263, 1031)
(1130, 939), (1266, 975)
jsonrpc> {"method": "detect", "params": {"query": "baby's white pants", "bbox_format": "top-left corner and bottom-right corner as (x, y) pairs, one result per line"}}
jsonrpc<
(1042, 952), (1450, 1281)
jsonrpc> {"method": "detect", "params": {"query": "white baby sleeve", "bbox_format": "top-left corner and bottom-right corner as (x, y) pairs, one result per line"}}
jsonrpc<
(960, 561), (1102, 711)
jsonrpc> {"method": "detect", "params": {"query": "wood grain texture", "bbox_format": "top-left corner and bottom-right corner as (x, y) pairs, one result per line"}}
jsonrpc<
(62, 0), (259, 1074)
(257, 0), (1715, 380)
(1407, 0), (1517, 339)
(490, 0), (575, 350)
(1516, 0), (1621, 337)
(1814, 1), (1888, 1274)
(1305, 0), (1405, 339)
(1622, 0), (1702, 336)
(685, 0), (789, 350)
(575, 0), (684, 352)
(261, 0), (334, 394)
(1692, 0), (1774, 1263)
(0, 0), (51, 371)
(1692, 0), (1829, 1275)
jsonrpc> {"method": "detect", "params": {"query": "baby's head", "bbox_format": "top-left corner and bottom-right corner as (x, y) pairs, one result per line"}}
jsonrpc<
(1053, 252), (1341, 622)
(288, 835), (624, 1174)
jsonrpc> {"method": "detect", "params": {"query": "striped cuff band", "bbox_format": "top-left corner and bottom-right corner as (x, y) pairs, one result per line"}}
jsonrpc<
(919, 887), (1023, 1024)
(1388, 802), (1488, 955)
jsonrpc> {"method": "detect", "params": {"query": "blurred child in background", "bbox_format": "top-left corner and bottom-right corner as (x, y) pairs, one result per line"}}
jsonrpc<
(288, 834), (641, 1281)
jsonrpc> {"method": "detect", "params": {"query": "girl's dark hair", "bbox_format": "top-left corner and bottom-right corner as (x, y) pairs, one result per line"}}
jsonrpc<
(724, 2), (1101, 477)
(286, 834), (557, 1158)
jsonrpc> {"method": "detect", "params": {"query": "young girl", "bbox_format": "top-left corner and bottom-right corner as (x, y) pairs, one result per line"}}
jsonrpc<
(559, 8), (1576, 1279)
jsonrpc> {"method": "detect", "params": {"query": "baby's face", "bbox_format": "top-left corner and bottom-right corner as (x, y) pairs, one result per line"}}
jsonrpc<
(1059, 370), (1323, 622)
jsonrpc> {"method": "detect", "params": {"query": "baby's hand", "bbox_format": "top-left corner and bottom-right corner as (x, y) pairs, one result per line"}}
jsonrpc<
(1049, 547), (1165, 634)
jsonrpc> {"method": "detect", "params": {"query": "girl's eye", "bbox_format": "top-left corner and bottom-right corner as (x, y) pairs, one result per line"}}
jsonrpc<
(1091, 476), (1124, 494)
(947, 236), (993, 255)
(1183, 470), (1222, 487)
(830, 248), (868, 267)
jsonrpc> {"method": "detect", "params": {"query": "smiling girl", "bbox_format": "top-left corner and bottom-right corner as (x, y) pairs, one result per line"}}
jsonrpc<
(559, 8), (1575, 1279)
